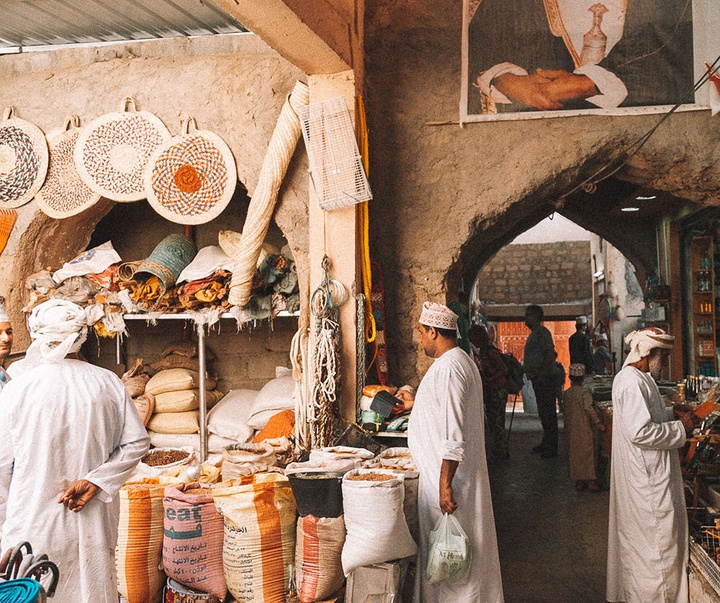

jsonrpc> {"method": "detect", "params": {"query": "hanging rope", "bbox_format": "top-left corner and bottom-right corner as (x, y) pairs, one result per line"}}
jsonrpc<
(355, 293), (366, 422)
(291, 327), (312, 453)
(309, 256), (343, 448)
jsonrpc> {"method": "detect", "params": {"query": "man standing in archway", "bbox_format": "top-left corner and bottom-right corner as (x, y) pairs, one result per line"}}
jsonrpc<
(408, 302), (504, 603)
(523, 304), (558, 458)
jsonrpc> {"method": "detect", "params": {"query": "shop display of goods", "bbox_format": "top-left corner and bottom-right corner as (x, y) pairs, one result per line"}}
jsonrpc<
(142, 448), (190, 467)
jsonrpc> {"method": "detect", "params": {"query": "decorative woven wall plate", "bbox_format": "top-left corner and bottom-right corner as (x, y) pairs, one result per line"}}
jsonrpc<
(144, 117), (237, 225)
(74, 97), (171, 202)
(0, 107), (49, 209)
(35, 116), (102, 218)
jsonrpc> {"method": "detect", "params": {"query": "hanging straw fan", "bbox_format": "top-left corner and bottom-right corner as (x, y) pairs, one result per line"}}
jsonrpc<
(74, 97), (171, 202)
(299, 97), (372, 211)
(144, 117), (237, 225)
(0, 107), (49, 209)
(35, 116), (102, 218)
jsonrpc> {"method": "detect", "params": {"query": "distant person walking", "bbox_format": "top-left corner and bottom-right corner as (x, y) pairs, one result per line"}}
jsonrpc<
(569, 315), (594, 375)
(593, 333), (613, 375)
(469, 323), (510, 462)
(522, 304), (558, 458)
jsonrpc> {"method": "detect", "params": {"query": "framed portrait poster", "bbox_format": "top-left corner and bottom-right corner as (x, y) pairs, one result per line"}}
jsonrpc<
(460, 0), (720, 122)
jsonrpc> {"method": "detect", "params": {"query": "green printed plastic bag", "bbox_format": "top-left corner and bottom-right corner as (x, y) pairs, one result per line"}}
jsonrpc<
(425, 513), (471, 584)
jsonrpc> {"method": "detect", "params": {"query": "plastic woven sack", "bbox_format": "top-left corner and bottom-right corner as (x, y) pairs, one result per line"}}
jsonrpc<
(426, 513), (471, 585)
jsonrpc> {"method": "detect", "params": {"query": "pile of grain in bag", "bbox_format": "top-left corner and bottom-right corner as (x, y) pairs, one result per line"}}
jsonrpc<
(117, 479), (180, 603)
(341, 469), (417, 576)
(145, 367), (223, 437)
(212, 473), (296, 603)
(162, 482), (227, 600)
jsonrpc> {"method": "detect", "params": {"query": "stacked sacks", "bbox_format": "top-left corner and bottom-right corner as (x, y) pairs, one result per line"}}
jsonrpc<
(145, 367), (223, 437)
(286, 462), (349, 603)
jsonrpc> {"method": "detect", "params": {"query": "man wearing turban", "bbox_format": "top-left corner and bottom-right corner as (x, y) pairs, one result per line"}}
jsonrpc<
(607, 327), (699, 603)
(0, 300), (150, 603)
(407, 302), (504, 602)
(0, 297), (12, 391)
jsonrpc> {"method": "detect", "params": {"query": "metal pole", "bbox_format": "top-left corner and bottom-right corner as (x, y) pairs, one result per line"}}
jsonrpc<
(197, 322), (207, 462)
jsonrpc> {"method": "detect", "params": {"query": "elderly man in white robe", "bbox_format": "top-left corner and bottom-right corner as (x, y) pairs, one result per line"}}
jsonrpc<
(407, 302), (504, 603)
(607, 327), (700, 603)
(0, 299), (150, 603)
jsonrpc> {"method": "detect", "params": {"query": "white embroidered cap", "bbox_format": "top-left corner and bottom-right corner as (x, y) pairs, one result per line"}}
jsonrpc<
(575, 315), (588, 325)
(419, 301), (458, 331)
(0, 296), (8, 323)
(569, 363), (586, 377)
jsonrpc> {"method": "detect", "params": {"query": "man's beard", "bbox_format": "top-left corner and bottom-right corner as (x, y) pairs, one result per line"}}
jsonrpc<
(649, 354), (664, 379)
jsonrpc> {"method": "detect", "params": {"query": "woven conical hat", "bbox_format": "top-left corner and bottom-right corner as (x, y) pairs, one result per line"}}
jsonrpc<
(0, 107), (49, 209)
(35, 116), (102, 218)
(74, 97), (170, 202)
(145, 117), (237, 225)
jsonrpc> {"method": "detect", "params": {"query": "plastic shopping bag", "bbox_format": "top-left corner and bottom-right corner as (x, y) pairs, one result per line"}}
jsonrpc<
(425, 513), (472, 585)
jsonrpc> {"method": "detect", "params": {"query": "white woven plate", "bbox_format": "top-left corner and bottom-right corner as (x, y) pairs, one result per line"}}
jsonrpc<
(35, 116), (102, 218)
(144, 117), (237, 225)
(0, 107), (49, 209)
(74, 97), (170, 202)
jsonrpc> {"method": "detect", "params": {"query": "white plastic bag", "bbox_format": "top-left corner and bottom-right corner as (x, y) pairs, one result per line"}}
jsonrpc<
(426, 513), (471, 585)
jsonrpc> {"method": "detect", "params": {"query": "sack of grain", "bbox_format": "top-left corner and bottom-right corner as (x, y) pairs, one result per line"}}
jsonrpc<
(221, 443), (277, 480)
(124, 373), (150, 398)
(147, 411), (200, 434)
(212, 474), (297, 603)
(133, 393), (155, 426)
(116, 481), (169, 603)
(162, 482), (226, 599)
(341, 469), (417, 575)
(146, 369), (217, 396)
(295, 515), (346, 603)
(154, 389), (224, 413)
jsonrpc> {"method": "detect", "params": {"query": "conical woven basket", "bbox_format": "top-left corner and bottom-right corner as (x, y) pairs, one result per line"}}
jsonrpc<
(0, 107), (49, 209)
(145, 117), (237, 225)
(35, 116), (102, 218)
(74, 97), (170, 202)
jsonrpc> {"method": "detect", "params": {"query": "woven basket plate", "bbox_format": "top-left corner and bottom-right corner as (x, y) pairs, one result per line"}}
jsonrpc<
(0, 107), (49, 209)
(145, 119), (237, 225)
(74, 98), (170, 202)
(35, 116), (101, 218)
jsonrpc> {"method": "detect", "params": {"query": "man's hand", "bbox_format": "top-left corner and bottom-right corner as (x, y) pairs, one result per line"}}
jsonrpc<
(440, 482), (458, 515)
(58, 479), (100, 513)
(493, 72), (562, 110)
(535, 69), (598, 103)
(394, 389), (415, 413)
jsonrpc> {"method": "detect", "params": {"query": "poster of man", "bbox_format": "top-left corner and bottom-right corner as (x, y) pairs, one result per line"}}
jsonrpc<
(462, 0), (695, 119)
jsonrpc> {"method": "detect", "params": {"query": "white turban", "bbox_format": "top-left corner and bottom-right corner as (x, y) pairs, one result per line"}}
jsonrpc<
(419, 302), (458, 331)
(623, 327), (674, 368)
(0, 296), (8, 323)
(24, 300), (88, 368)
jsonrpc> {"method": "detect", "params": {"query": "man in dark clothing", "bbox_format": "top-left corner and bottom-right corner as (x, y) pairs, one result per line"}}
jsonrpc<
(522, 304), (558, 458)
(569, 315), (594, 375)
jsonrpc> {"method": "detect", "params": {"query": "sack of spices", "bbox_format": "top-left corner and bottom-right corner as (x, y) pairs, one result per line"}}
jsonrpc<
(116, 480), (172, 603)
(295, 514), (346, 603)
(212, 473), (297, 603)
(162, 482), (227, 600)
